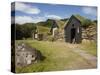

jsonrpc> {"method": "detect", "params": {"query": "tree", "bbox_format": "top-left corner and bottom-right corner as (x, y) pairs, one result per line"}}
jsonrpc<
(16, 24), (24, 40)
(16, 23), (36, 40)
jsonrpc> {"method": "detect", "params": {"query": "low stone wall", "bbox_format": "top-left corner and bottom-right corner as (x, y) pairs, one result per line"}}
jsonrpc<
(82, 25), (97, 42)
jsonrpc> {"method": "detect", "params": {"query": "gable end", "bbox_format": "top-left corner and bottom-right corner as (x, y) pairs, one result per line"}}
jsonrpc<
(64, 15), (81, 29)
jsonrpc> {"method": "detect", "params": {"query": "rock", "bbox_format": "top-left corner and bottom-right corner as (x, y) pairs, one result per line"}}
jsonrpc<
(15, 42), (45, 67)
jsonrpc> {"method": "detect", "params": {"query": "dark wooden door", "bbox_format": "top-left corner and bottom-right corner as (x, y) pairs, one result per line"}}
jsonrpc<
(71, 28), (76, 43)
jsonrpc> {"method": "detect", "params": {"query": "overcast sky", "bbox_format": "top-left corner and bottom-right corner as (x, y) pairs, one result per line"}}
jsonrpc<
(11, 2), (97, 24)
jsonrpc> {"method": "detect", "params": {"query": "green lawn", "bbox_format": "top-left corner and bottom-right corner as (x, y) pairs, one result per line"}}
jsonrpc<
(16, 40), (97, 73)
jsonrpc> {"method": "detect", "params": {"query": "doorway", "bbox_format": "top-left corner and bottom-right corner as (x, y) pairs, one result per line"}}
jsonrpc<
(71, 28), (76, 43)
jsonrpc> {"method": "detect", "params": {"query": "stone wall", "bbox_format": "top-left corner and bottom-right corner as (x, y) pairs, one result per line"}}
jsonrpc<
(82, 24), (97, 41)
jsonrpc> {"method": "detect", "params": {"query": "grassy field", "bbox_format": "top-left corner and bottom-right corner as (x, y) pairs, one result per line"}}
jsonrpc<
(78, 40), (97, 56)
(16, 40), (97, 73)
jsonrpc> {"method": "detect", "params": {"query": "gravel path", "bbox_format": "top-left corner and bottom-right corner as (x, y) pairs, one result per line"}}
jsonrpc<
(68, 44), (97, 68)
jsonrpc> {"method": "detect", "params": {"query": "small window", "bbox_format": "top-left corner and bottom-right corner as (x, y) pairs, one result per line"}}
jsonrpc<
(32, 55), (34, 57)
(72, 24), (74, 27)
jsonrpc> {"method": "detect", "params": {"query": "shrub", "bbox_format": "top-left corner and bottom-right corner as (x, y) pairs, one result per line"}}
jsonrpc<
(82, 19), (92, 28)
(48, 36), (55, 42)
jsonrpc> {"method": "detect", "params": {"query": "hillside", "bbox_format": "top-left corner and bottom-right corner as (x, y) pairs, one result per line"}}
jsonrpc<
(15, 14), (97, 40)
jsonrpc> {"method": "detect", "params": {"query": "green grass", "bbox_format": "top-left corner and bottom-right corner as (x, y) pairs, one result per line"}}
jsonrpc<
(78, 40), (97, 56)
(16, 40), (97, 73)
(37, 25), (49, 34)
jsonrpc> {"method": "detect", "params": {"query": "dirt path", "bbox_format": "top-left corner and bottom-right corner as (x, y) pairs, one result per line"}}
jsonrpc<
(67, 44), (97, 68)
